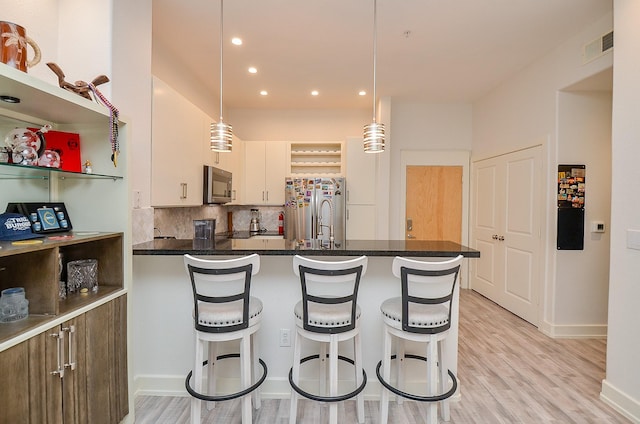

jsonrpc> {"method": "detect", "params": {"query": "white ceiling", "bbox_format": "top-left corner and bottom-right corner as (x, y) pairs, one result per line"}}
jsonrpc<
(152, 0), (612, 111)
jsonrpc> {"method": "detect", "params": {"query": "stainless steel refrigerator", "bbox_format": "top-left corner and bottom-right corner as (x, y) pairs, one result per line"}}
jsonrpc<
(284, 177), (346, 246)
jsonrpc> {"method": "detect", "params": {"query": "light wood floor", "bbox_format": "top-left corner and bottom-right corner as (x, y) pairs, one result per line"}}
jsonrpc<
(135, 289), (630, 423)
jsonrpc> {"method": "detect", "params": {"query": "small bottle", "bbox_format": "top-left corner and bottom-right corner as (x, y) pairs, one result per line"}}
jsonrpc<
(84, 160), (93, 174)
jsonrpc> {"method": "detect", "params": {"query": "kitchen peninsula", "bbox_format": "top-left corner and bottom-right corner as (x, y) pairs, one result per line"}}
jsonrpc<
(131, 238), (479, 399)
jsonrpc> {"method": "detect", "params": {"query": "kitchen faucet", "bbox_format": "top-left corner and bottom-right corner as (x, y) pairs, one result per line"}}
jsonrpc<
(317, 198), (334, 244)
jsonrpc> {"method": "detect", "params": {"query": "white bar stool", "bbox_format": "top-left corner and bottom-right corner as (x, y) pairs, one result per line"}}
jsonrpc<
(183, 253), (267, 424)
(289, 255), (368, 424)
(376, 255), (463, 424)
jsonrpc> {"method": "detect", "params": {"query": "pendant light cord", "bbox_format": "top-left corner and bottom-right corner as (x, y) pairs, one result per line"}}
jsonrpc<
(219, 0), (224, 122)
(372, 0), (378, 123)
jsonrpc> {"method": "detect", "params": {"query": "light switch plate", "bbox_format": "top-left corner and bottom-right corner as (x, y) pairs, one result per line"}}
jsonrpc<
(591, 221), (605, 233)
(627, 229), (640, 250)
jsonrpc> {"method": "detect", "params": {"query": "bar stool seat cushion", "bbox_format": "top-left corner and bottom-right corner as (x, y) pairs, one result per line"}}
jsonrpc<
(294, 300), (361, 328)
(196, 297), (263, 328)
(380, 297), (449, 330)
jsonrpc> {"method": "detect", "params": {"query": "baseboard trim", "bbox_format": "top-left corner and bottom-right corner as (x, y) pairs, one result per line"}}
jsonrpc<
(538, 321), (607, 339)
(133, 375), (462, 402)
(601, 379), (640, 423)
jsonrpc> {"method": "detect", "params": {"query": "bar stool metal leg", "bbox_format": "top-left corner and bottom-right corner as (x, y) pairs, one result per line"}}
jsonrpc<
(380, 327), (392, 424)
(207, 342), (218, 411)
(426, 336), (438, 424)
(329, 334), (339, 424)
(241, 334), (252, 424)
(191, 337), (204, 424)
(252, 333), (261, 410)
(439, 337), (450, 421)
(354, 332), (364, 423)
(289, 329), (302, 424)
(397, 338), (405, 406)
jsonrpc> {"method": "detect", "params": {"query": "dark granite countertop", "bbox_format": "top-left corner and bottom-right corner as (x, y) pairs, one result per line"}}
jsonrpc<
(133, 237), (480, 258)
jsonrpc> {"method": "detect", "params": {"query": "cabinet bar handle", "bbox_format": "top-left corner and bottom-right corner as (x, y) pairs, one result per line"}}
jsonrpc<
(63, 325), (76, 371)
(266, 191), (269, 201)
(262, 191), (265, 201)
(232, 190), (236, 201)
(180, 183), (188, 199)
(50, 330), (65, 378)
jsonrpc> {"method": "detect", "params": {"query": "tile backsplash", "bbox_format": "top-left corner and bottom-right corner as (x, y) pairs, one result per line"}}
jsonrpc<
(154, 205), (226, 239)
(150, 205), (285, 240)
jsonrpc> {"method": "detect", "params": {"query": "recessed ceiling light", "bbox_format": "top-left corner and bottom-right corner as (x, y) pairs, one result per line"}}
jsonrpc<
(231, 37), (242, 45)
(260, 90), (268, 96)
(0, 95), (20, 103)
(311, 90), (319, 96)
(358, 91), (367, 96)
(248, 67), (257, 74)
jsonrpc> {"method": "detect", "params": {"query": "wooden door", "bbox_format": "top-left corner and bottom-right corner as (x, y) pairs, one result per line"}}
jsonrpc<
(84, 301), (115, 424)
(62, 314), (87, 424)
(32, 329), (64, 423)
(405, 166), (462, 242)
(82, 296), (129, 424)
(471, 146), (542, 325)
(0, 341), (30, 422)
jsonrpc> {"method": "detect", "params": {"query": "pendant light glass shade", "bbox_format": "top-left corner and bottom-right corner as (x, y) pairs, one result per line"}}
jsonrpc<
(363, 0), (384, 153)
(363, 121), (385, 153)
(210, 121), (233, 151)
(211, 0), (232, 152)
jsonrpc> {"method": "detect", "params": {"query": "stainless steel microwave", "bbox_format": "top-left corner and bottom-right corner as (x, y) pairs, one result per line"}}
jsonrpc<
(203, 166), (232, 204)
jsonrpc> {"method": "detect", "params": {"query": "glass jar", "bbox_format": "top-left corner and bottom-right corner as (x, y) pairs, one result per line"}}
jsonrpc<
(0, 287), (29, 323)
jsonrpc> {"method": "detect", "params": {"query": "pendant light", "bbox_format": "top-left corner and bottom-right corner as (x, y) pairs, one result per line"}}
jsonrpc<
(363, 0), (385, 153)
(211, 0), (233, 152)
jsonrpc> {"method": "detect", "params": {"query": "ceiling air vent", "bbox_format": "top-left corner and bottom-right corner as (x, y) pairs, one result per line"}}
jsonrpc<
(583, 30), (613, 64)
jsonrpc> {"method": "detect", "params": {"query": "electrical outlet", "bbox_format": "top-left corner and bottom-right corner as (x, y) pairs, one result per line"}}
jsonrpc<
(279, 328), (291, 347)
(133, 190), (141, 209)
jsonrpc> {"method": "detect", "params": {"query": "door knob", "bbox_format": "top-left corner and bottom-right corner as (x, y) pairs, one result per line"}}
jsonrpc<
(407, 218), (413, 231)
(407, 234), (415, 239)
(498, 235), (504, 241)
(492, 234), (498, 240)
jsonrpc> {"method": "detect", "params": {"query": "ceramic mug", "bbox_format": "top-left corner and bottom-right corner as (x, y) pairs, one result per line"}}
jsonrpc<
(0, 21), (41, 72)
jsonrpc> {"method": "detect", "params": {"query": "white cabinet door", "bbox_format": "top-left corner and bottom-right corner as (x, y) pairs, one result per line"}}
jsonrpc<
(347, 204), (376, 240)
(244, 141), (286, 205)
(151, 77), (205, 207)
(345, 137), (377, 240)
(346, 137), (377, 204)
(264, 141), (287, 205)
(244, 141), (267, 204)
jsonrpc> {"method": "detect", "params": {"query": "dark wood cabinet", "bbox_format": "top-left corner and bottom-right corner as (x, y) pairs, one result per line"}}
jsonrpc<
(0, 295), (127, 424)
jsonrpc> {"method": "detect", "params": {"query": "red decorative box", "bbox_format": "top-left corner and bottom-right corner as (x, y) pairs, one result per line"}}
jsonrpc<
(30, 129), (82, 172)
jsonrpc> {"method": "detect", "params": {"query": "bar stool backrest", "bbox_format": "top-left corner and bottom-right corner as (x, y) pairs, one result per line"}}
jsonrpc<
(293, 255), (368, 334)
(391, 255), (463, 334)
(184, 253), (260, 334)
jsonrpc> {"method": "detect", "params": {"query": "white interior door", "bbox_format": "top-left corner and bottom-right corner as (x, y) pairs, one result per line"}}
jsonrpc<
(471, 146), (542, 325)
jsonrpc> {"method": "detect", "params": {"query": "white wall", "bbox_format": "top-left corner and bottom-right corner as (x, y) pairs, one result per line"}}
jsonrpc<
(388, 102), (472, 239)
(228, 108), (369, 141)
(472, 12), (614, 337)
(0, 0), (60, 85)
(600, 1), (640, 420)
(556, 90), (612, 329)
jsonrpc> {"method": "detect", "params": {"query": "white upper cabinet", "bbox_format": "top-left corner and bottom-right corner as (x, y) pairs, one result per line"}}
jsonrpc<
(151, 76), (206, 207)
(244, 140), (286, 205)
(345, 137), (377, 239)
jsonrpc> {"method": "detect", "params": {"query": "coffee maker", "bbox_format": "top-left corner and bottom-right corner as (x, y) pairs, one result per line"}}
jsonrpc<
(249, 208), (261, 233)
